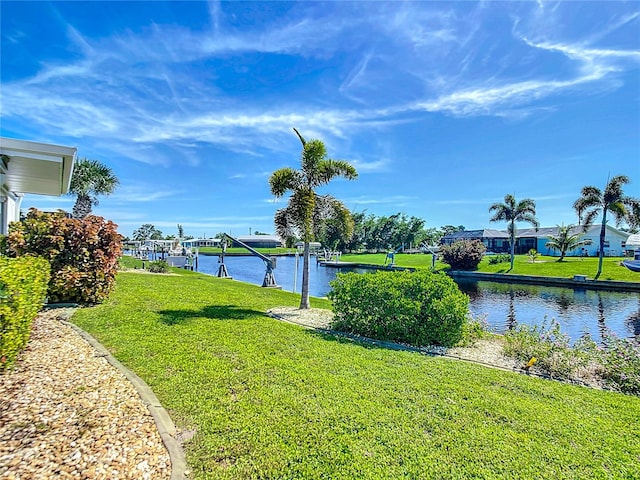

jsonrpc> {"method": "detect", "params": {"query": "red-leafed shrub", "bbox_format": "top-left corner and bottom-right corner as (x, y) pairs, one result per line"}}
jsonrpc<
(4, 209), (122, 304)
(440, 240), (486, 271)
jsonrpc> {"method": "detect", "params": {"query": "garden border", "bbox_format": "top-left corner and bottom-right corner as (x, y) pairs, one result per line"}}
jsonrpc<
(54, 309), (189, 480)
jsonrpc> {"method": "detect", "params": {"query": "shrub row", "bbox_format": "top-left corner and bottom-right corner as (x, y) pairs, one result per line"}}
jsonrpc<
(0, 256), (50, 370)
(3, 209), (122, 304)
(328, 270), (469, 347)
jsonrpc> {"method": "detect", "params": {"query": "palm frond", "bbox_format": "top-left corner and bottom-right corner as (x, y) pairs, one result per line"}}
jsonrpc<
(269, 168), (301, 197)
(292, 127), (306, 146)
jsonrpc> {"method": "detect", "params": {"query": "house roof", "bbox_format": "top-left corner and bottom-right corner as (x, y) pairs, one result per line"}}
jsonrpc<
(626, 234), (640, 247)
(443, 225), (630, 241)
(518, 224), (630, 239)
(442, 229), (509, 240)
(0, 137), (77, 196)
(235, 235), (282, 243)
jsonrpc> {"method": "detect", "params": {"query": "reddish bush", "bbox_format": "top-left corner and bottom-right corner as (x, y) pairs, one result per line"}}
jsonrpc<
(4, 209), (122, 304)
(440, 240), (486, 270)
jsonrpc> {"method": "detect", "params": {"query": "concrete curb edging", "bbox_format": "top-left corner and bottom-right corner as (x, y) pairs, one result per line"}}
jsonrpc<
(56, 312), (189, 480)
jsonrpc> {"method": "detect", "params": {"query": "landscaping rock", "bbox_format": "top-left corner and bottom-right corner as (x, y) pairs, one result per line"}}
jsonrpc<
(0, 309), (171, 479)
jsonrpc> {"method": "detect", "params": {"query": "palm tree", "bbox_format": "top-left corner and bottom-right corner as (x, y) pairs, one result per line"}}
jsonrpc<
(269, 128), (357, 309)
(573, 175), (638, 279)
(545, 224), (592, 261)
(489, 194), (539, 271)
(69, 158), (119, 219)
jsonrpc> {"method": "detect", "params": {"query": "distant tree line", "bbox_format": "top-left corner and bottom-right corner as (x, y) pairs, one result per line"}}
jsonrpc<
(315, 211), (464, 253)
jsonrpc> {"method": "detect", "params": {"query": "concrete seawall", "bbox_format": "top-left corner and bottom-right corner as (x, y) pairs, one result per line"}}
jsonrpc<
(447, 271), (640, 292)
(318, 261), (415, 272)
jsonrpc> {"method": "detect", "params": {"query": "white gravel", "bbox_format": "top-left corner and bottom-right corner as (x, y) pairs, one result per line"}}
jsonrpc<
(0, 309), (171, 479)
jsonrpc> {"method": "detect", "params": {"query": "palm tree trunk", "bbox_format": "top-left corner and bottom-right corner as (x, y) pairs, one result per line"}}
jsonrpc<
(73, 195), (93, 219)
(595, 213), (607, 279)
(299, 241), (311, 309)
(509, 221), (516, 271)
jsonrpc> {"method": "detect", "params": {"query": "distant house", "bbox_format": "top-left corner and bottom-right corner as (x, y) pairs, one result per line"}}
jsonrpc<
(0, 137), (77, 234)
(184, 238), (221, 248)
(626, 234), (640, 253)
(294, 241), (322, 251)
(232, 235), (283, 249)
(521, 225), (630, 257)
(441, 225), (630, 257)
(440, 229), (510, 253)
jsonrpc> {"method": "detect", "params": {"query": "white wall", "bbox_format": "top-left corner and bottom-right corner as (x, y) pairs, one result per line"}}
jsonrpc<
(0, 192), (22, 235)
(539, 225), (629, 257)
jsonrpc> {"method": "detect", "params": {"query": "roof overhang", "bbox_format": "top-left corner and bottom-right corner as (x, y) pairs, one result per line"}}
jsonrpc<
(626, 234), (640, 248)
(0, 137), (77, 196)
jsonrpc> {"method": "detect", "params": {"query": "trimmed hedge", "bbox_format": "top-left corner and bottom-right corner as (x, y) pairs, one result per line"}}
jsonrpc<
(328, 270), (469, 347)
(4, 209), (122, 304)
(0, 256), (50, 371)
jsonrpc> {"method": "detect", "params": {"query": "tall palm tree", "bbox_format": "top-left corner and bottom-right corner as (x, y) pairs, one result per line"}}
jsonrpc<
(269, 128), (357, 309)
(573, 175), (638, 279)
(69, 158), (119, 219)
(489, 194), (539, 271)
(545, 224), (592, 261)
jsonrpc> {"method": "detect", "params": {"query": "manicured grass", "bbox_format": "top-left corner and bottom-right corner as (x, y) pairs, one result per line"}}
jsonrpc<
(71, 270), (640, 479)
(339, 253), (640, 282)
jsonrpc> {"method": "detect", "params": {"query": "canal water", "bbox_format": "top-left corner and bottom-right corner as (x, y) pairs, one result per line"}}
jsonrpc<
(194, 254), (639, 343)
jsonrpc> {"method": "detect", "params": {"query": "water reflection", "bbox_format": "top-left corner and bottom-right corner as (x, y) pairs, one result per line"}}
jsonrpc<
(456, 280), (640, 344)
(507, 289), (516, 331)
(188, 255), (639, 344)
(626, 299), (640, 340)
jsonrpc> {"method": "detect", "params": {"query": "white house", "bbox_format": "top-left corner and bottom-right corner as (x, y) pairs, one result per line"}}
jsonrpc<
(0, 137), (77, 234)
(517, 225), (630, 257)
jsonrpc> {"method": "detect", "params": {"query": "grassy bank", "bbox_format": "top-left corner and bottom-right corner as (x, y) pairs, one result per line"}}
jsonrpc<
(71, 270), (640, 479)
(339, 253), (640, 282)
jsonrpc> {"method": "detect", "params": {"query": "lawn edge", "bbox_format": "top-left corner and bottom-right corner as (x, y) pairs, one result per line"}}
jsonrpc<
(60, 316), (190, 480)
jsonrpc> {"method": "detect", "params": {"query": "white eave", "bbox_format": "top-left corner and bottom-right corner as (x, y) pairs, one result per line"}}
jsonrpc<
(0, 137), (77, 196)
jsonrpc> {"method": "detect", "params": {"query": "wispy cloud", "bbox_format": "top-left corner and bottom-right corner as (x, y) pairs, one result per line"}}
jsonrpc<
(110, 185), (182, 203)
(344, 195), (418, 207)
(350, 157), (391, 174)
(2, 2), (638, 165)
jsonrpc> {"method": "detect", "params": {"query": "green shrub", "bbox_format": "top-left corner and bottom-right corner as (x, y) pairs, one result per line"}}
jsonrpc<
(148, 260), (169, 273)
(4, 209), (122, 305)
(503, 318), (589, 378)
(488, 253), (510, 265)
(458, 315), (492, 347)
(440, 240), (486, 270)
(0, 256), (50, 370)
(504, 320), (640, 394)
(328, 270), (469, 347)
(598, 329), (640, 395)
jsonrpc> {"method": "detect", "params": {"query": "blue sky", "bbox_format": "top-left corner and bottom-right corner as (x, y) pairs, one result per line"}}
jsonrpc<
(2, 1), (639, 239)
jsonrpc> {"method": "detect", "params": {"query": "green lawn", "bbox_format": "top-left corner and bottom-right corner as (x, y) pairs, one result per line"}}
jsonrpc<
(71, 270), (640, 479)
(339, 253), (640, 282)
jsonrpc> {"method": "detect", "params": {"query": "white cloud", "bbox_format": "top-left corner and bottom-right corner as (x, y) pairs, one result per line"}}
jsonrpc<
(2, 1), (638, 169)
(351, 157), (391, 174)
(344, 195), (418, 206)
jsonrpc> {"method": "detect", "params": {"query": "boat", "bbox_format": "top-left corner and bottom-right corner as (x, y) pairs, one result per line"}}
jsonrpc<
(622, 260), (640, 273)
(164, 240), (196, 269)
